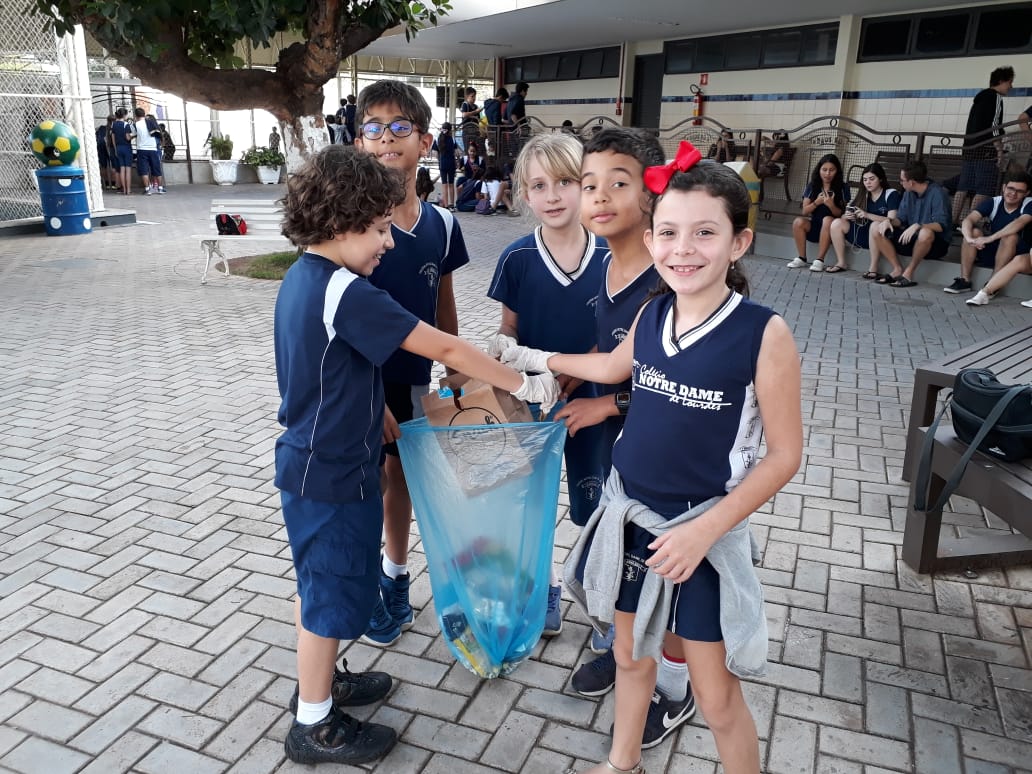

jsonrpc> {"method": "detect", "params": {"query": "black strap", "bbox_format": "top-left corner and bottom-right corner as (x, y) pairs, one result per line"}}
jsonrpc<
(913, 384), (1027, 513)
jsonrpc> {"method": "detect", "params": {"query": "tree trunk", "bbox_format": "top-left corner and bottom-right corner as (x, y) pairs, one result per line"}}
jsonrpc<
(282, 115), (330, 172)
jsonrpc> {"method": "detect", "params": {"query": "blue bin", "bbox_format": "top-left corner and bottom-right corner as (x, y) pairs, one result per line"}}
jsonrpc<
(35, 166), (92, 236)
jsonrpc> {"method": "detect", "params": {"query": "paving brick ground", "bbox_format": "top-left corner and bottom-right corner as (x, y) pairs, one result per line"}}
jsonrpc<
(1, 183), (1030, 774)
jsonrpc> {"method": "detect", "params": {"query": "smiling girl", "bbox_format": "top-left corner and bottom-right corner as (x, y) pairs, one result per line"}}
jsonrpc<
(486, 132), (609, 636)
(500, 149), (802, 774)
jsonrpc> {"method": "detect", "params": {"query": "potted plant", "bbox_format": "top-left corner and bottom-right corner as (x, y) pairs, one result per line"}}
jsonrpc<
(208, 134), (237, 185)
(241, 145), (286, 184)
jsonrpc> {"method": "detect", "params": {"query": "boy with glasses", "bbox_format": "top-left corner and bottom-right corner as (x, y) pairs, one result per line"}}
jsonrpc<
(949, 171), (1032, 294)
(354, 80), (472, 647)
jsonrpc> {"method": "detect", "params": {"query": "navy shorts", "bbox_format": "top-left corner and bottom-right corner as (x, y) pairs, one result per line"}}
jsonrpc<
(846, 221), (871, 250)
(958, 160), (1000, 198)
(281, 490), (383, 640)
(805, 204), (834, 243)
(115, 145), (133, 169)
(137, 149), (162, 178)
(439, 166), (456, 184)
(381, 381), (428, 459)
(892, 230), (950, 260)
(972, 238), (1029, 267)
(576, 521), (723, 642)
(97, 146), (109, 167)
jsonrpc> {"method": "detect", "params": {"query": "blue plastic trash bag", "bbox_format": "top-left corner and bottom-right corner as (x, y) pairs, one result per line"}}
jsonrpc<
(397, 416), (567, 678)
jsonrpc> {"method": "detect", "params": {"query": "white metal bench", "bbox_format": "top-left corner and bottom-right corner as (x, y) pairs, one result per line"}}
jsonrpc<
(193, 199), (289, 284)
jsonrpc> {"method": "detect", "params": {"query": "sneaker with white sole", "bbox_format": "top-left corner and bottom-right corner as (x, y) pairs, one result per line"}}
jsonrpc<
(808, 259), (826, 272)
(543, 584), (562, 637)
(360, 597), (402, 647)
(944, 277), (972, 294)
(379, 568), (413, 630)
(571, 649), (616, 696)
(1022, 299), (1032, 308)
(641, 687), (697, 748)
(965, 290), (992, 306)
(786, 257), (808, 269)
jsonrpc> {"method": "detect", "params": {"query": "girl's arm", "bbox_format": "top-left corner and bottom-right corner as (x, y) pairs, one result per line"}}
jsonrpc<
(646, 316), (803, 583)
(401, 321), (524, 392)
(801, 194), (819, 216)
(547, 327), (635, 385)
(498, 305), (519, 339)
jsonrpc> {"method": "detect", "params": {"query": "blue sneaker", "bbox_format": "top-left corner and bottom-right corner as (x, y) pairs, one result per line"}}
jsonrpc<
(360, 597), (402, 647)
(571, 649), (616, 696)
(379, 569), (413, 630)
(543, 584), (562, 637)
(590, 623), (615, 654)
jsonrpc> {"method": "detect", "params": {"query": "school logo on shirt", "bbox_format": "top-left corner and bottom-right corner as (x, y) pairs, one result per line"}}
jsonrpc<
(611, 326), (629, 343)
(634, 363), (732, 410)
(623, 552), (647, 583)
(419, 262), (439, 288)
(586, 296), (598, 309)
(577, 474), (603, 504)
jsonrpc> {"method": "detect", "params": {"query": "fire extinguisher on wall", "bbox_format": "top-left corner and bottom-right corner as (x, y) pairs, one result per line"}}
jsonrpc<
(691, 83), (704, 126)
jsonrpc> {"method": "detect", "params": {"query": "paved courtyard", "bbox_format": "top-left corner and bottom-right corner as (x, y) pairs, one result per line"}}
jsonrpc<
(0, 183), (1030, 774)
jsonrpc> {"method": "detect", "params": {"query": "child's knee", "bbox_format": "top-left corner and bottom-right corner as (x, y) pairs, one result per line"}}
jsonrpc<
(694, 680), (745, 734)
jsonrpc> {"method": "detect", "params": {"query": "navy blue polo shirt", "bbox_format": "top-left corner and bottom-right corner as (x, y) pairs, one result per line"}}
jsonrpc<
(274, 252), (420, 503)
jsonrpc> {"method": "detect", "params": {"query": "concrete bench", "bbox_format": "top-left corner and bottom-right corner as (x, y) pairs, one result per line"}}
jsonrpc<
(192, 199), (289, 284)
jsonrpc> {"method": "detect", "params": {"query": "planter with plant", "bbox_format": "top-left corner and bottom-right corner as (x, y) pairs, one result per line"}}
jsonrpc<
(241, 146), (286, 184)
(208, 134), (237, 185)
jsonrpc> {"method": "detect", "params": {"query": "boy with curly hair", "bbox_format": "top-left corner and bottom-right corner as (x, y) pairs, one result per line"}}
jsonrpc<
(274, 145), (557, 766)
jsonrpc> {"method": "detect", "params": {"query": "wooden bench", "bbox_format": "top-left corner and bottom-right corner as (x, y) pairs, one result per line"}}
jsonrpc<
(901, 324), (1032, 573)
(192, 199), (289, 284)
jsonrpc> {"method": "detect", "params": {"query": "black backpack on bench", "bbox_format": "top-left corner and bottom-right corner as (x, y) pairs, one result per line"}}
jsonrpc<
(913, 368), (1032, 513)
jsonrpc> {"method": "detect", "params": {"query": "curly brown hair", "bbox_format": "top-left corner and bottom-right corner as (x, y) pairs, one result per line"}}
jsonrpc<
(279, 145), (406, 247)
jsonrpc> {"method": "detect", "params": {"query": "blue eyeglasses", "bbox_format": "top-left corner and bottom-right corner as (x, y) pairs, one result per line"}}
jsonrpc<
(360, 120), (416, 140)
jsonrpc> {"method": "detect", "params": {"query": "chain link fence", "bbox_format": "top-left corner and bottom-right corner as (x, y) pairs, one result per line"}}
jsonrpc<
(1, 11), (99, 223)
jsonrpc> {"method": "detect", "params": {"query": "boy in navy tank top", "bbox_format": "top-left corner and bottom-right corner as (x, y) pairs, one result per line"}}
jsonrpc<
(354, 81), (472, 647)
(500, 152), (802, 774)
(274, 145), (557, 766)
(486, 133), (608, 638)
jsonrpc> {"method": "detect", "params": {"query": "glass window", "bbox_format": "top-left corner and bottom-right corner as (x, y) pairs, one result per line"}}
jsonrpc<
(762, 30), (801, 66)
(522, 57), (540, 81)
(801, 24), (838, 63)
(974, 7), (1032, 51)
(557, 53), (580, 80)
(580, 49), (604, 78)
(726, 34), (761, 69)
(860, 18), (911, 59)
(539, 54), (559, 81)
(505, 59), (523, 83)
(601, 47), (621, 78)
(664, 40), (694, 74)
(696, 38), (725, 70)
(914, 14), (969, 54)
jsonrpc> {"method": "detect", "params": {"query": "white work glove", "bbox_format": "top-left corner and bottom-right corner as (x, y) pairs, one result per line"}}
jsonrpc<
(499, 344), (555, 374)
(486, 332), (518, 359)
(512, 373), (561, 417)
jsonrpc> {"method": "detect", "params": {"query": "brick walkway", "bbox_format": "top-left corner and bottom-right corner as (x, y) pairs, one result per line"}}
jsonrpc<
(1, 183), (1030, 774)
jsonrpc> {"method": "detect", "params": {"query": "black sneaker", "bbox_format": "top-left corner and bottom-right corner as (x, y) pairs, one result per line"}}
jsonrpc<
(287, 660), (392, 714)
(641, 687), (697, 749)
(284, 706), (397, 765)
(943, 277), (972, 294)
(571, 649), (616, 696)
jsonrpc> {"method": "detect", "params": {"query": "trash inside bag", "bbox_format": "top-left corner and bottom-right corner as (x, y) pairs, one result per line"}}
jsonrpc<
(397, 417), (567, 677)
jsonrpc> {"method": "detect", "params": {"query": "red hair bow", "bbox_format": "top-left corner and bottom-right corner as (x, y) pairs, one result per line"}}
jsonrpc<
(643, 140), (703, 194)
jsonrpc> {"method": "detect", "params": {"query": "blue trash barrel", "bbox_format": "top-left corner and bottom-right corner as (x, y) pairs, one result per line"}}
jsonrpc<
(35, 166), (92, 236)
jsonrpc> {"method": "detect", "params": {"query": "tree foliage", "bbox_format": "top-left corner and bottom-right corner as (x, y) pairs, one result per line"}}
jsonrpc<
(31, 0), (451, 120)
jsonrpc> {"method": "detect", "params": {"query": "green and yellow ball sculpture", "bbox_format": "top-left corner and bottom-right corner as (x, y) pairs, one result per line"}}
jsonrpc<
(30, 119), (81, 167)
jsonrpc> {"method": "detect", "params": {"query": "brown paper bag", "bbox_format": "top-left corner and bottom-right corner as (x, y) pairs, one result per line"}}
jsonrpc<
(420, 374), (534, 494)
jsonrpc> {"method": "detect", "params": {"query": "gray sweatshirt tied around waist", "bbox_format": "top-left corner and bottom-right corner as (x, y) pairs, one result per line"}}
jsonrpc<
(563, 470), (768, 678)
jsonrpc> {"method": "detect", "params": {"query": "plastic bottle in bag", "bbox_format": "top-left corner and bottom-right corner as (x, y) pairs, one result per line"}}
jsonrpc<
(441, 605), (497, 678)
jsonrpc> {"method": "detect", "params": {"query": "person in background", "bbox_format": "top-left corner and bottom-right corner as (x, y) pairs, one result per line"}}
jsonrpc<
(786, 153), (849, 271)
(433, 122), (457, 211)
(953, 66), (1014, 224)
(269, 126), (281, 152)
(828, 162), (901, 277)
(707, 128), (737, 163)
(158, 123), (175, 162)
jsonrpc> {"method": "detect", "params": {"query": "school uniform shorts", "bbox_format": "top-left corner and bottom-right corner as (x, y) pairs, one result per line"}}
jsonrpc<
(381, 381), (428, 459)
(891, 230), (950, 260)
(575, 521), (723, 643)
(281, 490), (383, 640)
(137, 149), (162, 178)
(115, 145), (133, 169)
(438, 166), (456, 184)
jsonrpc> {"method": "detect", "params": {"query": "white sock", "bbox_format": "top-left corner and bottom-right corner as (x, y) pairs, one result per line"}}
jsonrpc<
(550, 564), (560, 587)
(296, 695), (332, 725)
(382, 554), (407, 580)
(656, 651), (689, 702)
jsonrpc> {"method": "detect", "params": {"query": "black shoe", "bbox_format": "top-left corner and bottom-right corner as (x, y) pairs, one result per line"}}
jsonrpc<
(641, 687), (696, 749)
(571, 649), (616, 696)
(285, 706), (397, 765)
(943, 277), (972, 294)
(288, 660), (392, 714)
